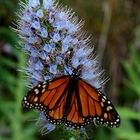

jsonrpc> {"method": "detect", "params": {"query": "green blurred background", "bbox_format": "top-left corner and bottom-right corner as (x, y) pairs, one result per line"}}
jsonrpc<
(0, 0), (140, 140)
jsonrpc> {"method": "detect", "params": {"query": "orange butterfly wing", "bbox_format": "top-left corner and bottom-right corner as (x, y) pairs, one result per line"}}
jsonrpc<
(23, 76), (69, 115)
(23, 76), (120, 128)
(66, 91), (84, 128)
(76, 79), (120, 127)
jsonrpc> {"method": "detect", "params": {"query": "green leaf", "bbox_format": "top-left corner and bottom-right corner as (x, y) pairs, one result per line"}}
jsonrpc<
(0, 27), (18, 46)
(0, 57), (17, 68)
(0, 68), (17, 86)
(130, 47), (140, 72)
(118, 107), (140, 120)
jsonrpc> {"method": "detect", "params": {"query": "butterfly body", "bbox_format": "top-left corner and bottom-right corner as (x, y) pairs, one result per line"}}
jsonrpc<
(23, 74), (120, 128)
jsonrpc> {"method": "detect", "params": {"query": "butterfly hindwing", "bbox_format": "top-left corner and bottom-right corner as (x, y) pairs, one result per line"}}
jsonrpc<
(66, 91), (84, 128)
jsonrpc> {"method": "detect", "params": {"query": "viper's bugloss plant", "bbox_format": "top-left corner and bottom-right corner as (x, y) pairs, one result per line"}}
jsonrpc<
(14, 0), (107, 137)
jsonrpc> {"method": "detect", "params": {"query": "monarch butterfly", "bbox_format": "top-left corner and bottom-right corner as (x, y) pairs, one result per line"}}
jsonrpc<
(23, 70), (120, 128)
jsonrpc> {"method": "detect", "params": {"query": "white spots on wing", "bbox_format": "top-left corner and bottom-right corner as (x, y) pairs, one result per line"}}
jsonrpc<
(34, 97), (38, 102)
(106, 106), (112, 111)
(107, 101), (111, 104)
(34, 88), (39, 94)
(100, 102), (104, 107)
(38, 84), (41, 87)
(43, 81), (47, 85)
(42, 88), (46, 93)
(103, 96), (107, 99)
(116, 119), (120, 122)
(104, 113), (108, 119)
(42, 84), (46, 89)
(101, 98), (106, 103)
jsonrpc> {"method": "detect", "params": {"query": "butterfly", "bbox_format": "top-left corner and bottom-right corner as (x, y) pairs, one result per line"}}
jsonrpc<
(23, 70), (120, 128)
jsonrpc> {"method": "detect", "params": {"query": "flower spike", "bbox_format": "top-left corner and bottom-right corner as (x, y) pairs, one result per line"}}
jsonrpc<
(15, 0), (110, 136)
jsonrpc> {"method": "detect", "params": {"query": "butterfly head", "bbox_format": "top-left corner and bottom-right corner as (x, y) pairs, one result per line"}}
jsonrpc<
(71, 68), (81, 78)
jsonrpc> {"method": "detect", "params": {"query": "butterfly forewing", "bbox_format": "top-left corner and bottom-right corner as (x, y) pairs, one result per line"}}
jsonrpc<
(23, 76), (70, 111)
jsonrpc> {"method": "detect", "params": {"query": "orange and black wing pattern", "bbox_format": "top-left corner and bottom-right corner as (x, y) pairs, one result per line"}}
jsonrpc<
(23, 76), (120, 128)
(76, 79), (120, 127)
(23, 76), (70, 120)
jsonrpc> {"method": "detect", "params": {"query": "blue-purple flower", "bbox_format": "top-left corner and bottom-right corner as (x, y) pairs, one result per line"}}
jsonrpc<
(15, 0), (105, 137)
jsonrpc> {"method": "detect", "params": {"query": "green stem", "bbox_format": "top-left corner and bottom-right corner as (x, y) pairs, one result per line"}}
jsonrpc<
(12, 52), (26, 140)
(97, 0), (112, 63)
